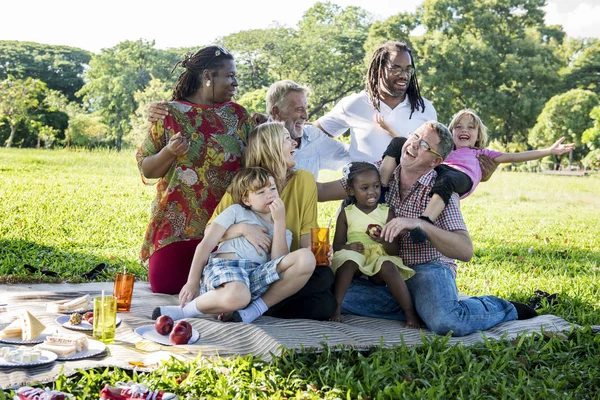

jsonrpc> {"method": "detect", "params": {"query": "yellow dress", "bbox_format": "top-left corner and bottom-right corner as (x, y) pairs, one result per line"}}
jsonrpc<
(331, 204), (414, 280)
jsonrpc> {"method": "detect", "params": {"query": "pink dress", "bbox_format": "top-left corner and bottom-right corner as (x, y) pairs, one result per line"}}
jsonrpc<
(443, 148), (503, 198)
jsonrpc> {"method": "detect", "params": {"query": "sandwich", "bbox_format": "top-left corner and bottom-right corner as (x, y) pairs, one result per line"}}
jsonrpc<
(45, 332), (89, 352)
(21, 310), (46, 341)
(47, 294), (91, 313)
(35, 342), (77, 358)
(0, 318), (22, 339)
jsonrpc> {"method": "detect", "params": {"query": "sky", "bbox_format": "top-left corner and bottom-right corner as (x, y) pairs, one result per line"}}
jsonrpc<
(1, 0), (599, 53)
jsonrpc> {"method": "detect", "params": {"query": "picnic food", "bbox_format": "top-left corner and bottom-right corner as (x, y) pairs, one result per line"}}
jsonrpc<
(83, 312), (94, 323)
(69, 313), (83, 325)
(169, 320), (192, 345)
(47, 294), (91, 313)
(35, 332), (89, 357)
(21, 310), (46, 341)
(99, 381), (178, 399)
(0, 347), (41, 362)
(366, 224), (382, 236)
(0, 318), (22, 339)
(154, 315), (174, 335)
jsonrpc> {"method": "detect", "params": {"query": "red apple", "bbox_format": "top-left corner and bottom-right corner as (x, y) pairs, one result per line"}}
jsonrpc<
(155, 315), (174, 336)
(169, 320), (193, 345)
(83, 312), (94, 323)
(366, 224), (382, 236)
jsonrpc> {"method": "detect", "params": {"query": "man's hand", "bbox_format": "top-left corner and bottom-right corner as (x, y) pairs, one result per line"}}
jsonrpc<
(478, 154), (498, 182)
(251, 112), (268, 125)
(269, 198), (286, 223)
(344, 242), (365, 254)
(166, 132), (190, 157)
(241, 223), (271, 256)
(148, 100), (170, 123)
(381, 217), (420, 242)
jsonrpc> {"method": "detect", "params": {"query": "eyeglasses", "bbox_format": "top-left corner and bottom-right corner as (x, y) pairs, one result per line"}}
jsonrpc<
(408, 132), (442, 157)
(386, 65), (415, 77)
(204, 45), (229, 68)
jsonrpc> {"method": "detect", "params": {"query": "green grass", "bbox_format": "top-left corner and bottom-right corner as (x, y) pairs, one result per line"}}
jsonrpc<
(1, 148), (600, 399)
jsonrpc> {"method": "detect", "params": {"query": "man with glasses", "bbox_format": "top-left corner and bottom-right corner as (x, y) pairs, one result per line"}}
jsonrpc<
(340, 121), (537, 336)
(314, 41), (436, 163)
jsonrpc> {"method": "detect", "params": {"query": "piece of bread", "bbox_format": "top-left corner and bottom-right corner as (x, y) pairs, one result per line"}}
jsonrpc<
(47, 294), (91, 313)
(0, 319), (22, 339)
(21, 310), (46, 341)
(35, 342), (76, 357)
(46, 333), (88, 352)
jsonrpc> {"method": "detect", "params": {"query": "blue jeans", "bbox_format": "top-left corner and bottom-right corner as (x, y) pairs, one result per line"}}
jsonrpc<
(341, 261), (517, 336)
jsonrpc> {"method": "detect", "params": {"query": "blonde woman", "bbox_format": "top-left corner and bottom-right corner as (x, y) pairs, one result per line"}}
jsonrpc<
(210, 122), (337, 321)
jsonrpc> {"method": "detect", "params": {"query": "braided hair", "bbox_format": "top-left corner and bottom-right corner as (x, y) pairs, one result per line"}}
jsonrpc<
(171, 46), (234, 101)
(365, 41), (425, 118)
(343, 161), (380, 205)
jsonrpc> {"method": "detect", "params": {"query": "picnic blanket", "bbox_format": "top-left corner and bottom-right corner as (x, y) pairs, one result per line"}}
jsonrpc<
(0, 282), (575, 389)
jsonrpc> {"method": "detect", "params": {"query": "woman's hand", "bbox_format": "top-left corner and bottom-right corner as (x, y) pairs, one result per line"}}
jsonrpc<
(179, 281), (200, 307)
(344, 242), (365, 253)
(166, 132), (190, 157)
(269, 198), (286, 223)
(477, 154), (498, 182)
(148, 100), (170, 123)
(241, 223), (271, 256)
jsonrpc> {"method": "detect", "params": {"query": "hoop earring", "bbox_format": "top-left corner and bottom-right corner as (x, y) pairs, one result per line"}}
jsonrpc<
(206, 80), (211, 87)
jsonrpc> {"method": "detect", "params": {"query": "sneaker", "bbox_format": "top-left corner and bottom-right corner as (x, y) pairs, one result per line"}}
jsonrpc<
(15, 386), (72, 400)
(99, 382), (178, 400)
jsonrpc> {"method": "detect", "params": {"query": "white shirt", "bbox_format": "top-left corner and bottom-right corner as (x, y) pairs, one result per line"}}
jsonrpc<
(293, 124), (351, 180)
(316, 91), (437, 163)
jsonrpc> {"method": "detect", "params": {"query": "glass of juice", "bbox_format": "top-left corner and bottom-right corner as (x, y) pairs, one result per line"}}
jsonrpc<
(93, 295), (117, 344)
(113, 272), (135, 312)
(311, 227), (330, 267)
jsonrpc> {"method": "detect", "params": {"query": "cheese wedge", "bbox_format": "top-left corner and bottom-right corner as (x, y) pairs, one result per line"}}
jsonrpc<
(35, 342), (76, 357)
(47, 294), (90, 313)
(21, 310), (46, 341)
(0, 319), (22, 339)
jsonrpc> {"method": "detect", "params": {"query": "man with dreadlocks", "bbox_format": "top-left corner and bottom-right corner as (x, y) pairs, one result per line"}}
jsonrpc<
(314, 41), (436, 163)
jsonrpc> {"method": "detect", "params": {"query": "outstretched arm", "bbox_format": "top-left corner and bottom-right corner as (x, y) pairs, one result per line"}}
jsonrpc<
(374, 114), (400, 138)
(494, 137), (575, 164)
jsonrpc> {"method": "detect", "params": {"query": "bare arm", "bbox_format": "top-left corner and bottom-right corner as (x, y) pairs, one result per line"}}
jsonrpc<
(381, 218), (473, 262)
(380, 208), (400, 255)
(219, 223), (271, 256)
(494, 137), (574, 164)
(179, 223), (227, 306)
(316, 180), (347, 202)
(477, 154), (498, 182)
(332, 209), (348, 252)
(269, 199), (288, 259)
(140, 132), (190, 179)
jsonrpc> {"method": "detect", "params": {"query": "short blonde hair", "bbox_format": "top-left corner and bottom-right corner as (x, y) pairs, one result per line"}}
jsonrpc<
(448, 109), (488, 149)
(265, 80), (310, 117)
(228, 167), (275, 209)
(244, 122), (294, 189)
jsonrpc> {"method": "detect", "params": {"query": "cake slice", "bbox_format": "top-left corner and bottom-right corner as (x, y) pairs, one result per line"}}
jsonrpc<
(0, 319), (22, 339)
(21, 310), (46, 341)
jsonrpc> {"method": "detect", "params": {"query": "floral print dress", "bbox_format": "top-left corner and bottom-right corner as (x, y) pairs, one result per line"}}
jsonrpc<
(136, 100), (253, 262)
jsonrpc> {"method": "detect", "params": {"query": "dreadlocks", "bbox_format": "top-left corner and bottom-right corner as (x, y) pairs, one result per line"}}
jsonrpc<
(365, 41), (425, 118)
(171, 46), (233, 101)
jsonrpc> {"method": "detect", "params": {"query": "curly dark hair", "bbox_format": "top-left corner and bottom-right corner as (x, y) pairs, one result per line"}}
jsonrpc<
(171, 46), (234, 101)
(366, 41), (425, 118)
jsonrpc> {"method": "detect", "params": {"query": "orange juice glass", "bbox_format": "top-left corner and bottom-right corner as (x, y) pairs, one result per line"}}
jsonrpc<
(311, 228), (330, 267)
(113, 272), (135, 312)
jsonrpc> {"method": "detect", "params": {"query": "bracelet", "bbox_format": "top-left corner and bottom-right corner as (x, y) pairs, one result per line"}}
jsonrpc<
(418, 216), (434, 224)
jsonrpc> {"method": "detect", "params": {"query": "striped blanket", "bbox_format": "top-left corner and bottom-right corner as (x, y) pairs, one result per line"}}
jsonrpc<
(0, 282), (575, 388)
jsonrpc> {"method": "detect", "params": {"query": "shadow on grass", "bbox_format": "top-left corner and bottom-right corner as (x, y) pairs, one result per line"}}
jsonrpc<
(0, 238), (147, 284)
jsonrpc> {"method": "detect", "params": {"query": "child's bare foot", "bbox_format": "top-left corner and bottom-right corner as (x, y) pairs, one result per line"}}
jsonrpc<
(329, 310), (343, 322)
(405, 311), (423, 329)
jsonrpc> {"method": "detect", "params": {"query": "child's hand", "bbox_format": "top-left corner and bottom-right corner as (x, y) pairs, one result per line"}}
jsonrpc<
(366, 224), (383, 242)
(549, 137), (575, 155)
(179, 281), (200, 307)
(345, 242), (365, 253)
(269, 198), (286, 223)
(374, 114), (394, 137)
(166, 132), (190, 157)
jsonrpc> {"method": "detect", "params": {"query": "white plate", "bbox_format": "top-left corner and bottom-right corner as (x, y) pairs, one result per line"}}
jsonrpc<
(55, 315), (122, 332)
(48, 339), (107, 361)
(134, 324), (199, 346)
(0, 331), (50, 345)
(0, 348), (57, 368)
(58, 308), (93, 315)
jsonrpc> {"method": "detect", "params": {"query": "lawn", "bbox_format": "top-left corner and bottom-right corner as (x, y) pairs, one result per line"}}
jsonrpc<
(1, 148), (599, 399)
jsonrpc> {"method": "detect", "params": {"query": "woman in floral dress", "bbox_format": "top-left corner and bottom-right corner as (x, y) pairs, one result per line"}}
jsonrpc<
(136, 46), (253, 294)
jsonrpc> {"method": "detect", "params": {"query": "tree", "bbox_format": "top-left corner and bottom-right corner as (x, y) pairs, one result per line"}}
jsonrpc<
(563, 39), (600, 94)
(363, 12), (419, 62)
(0, 76), (47, 147)
(0, 41), (91, 102)
(77, 40), (179, 150)
(127, 77), (172, 149)
(529, 89), (599, 161)
(582, 105), (600, 150)
(414, 0), (566, 144)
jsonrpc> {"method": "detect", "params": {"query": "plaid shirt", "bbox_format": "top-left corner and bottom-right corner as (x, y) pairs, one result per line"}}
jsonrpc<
(386, 165), (467, 274)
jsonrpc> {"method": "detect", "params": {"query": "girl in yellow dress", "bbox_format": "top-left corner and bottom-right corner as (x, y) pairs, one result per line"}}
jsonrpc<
(331, 162), (420, 328)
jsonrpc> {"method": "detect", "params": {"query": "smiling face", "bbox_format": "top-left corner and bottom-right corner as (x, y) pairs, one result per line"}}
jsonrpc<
(282, 128), (297, 169)
(208, 59), (238, 103)
(349, 170), (381, 209)
(452, 114), (478, 149)
(243, 176), (280, 214)
(274, 90), (308, 140)
(380, 50), (413, 101)
(401, 125), (443, 172)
